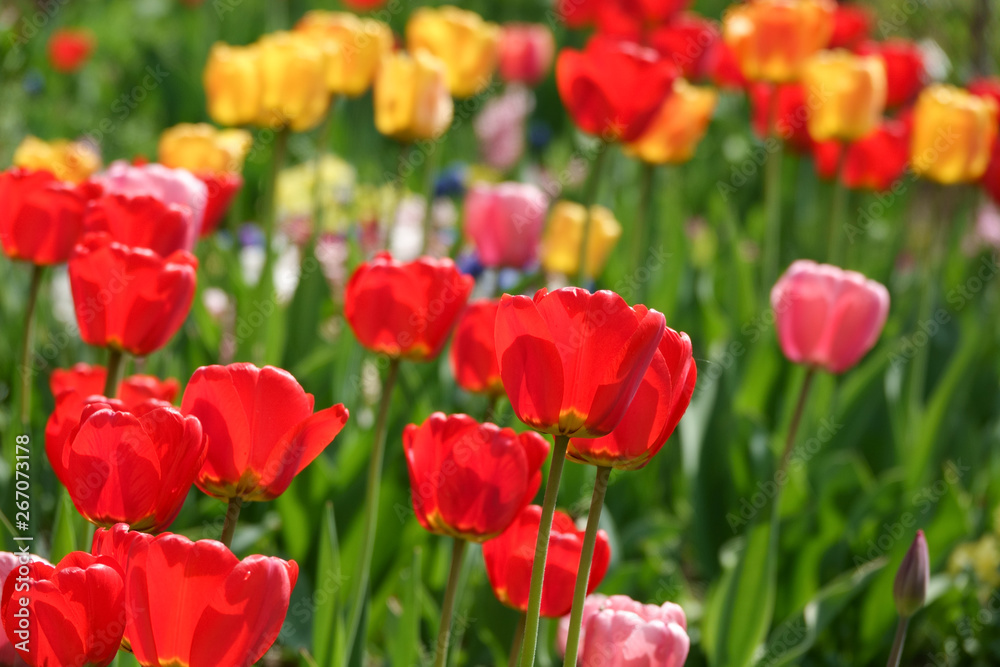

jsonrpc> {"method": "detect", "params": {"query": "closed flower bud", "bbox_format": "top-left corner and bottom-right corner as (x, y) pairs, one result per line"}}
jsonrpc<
(802, 49), (886, 141)
(406, 6), (501, 98)
(158, 123), (251, 175)
(625, 79), (718, 164)
(894, 530), (929, 618)
(374, 50), (455, 142)
(204, 42), (263, 127)
(911, 84), (998, 184)
(256, 31), (332, 131)
(723, 0), (835, 83)
(541, 201), (622, 278)
(498, 23), (555, 86)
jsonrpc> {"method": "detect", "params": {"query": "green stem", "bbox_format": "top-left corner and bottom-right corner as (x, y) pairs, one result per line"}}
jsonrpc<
(575, 148), (610, 286)
(519, 434), (569, 667)
(433, 538), (469, 667)
(562, 465), (612, 667)
(508, 613), (526, 667)
(19, 265), (45, 425)
(103, 349), (125, 399)
(220, 496), (243, 549)
(312, 102), (337, 236)
(419, 141), (443, 256)
(778, 367), (816, 476)
(886, 616), (909, 667)
(828, 145), (849, 266)
(762, 85), (784, 298)
(634, 163), (656, 305)
(384, 143), (412, 252)
(343, 357), (401, 666)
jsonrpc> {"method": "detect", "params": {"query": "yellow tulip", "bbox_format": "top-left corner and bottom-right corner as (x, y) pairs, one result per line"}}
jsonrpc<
(406, 6), (500, 98)
(722, 0), (835, 83)
(158, 123), (252, 175)
(256, 31), (332, 132)
(374, 50), (454, 142)
(542, 202), (622, 277)
(297, 11), (393, 97)
(911, 84), (999, 184)
(802, 50), (886, 141)
(203, 43), (262, 127)
(625, 80), (718, 165)
(13, 136), (100, 183)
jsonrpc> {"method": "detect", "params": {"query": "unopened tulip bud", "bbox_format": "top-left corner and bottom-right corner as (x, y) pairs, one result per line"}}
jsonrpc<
(893, 530), (929, 618)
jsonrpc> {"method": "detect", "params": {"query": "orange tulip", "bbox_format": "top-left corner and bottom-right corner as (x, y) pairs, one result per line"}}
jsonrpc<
(625, 80), (717, 164)
(374, 50), (455, 142)
(911, 85), (998, 184)
(13, 136), (100, 183)
(406, 6), (500, 98)
(296, 11), (393, 97)
(722, 0), (835, 83)
(802, 49), (886, 141)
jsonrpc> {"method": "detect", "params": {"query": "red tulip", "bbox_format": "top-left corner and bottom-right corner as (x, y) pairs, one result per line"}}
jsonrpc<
(498, 23), (555, 86)
(829, 3), (871, 49)
(198, 172), (243, 236)
(749, 82), (815, 152)
(772, 260), (890, 373)
(982, 139), (1000, 206)
(813, 115), (912, 192)
(648, 13), (721, 82)
(568, 326), (696, 470)
(450, 300), (503, 397)
(597, 0), (691, 39)
(48, 399), (206, 532)
(92, 526), (298, 667)
(1, 551), (125, 667)
(84, 194), (197, 257)
(344, 252), (474, 361)
(68, 233), (198, 356)
(856, 40), (925, 108)
(482, 505), (610, 618)
(556, 37), (679, 142)
(47, 28), (95, 73)
(495, 287), (666, 438)
(557, 0), (601, 28)
(704, 39), (747, 89)
(0, 168), (101, 265)
(343, 0), (387, 9)
(180, 363), (349, 502)
(0, 552), (49, 666)
(969, 76), (1000, 110)
(404, 413), (549, 541)
(46, 363), (180, 468)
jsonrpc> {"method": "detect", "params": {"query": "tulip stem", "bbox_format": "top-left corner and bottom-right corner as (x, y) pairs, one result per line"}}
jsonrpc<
(562, 465), (611, 667)
(519, 434), (569, 667)
(761, 85), (784, 299)
(828, 146), (849, 266)
(312, 101), (337, 238)
(220, 496), (243, 549)
(433, 538), (469, 667)
(103, 349), (125, 399)
(886, 616), (909, 667)
(508, 613), (526, 666)
(575, 146), (610, 286)
(634, 163), (657, 305)
(778, 367), (816, 476)
(420, 142), (443, 256)
(343, 357), (401, 667)
(19, 264), (45, 425)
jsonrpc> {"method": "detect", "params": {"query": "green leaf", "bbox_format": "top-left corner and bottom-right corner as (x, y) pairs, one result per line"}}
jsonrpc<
(313, 502), (343, 667)
(704, 502), (780, 667)
(759, 557), (887, 666)
(387, 547), (424, 667)
(49, 488), (78, 562)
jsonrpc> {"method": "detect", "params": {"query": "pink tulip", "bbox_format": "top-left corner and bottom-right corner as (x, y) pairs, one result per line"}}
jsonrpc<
(558, 594), (690, 667)
(96, 160), (208, 247)
(771, 260), (890, 373)
(463, 181), (548, 269)
(474, 86), (535, 171)
(499, 23), (556, 86)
